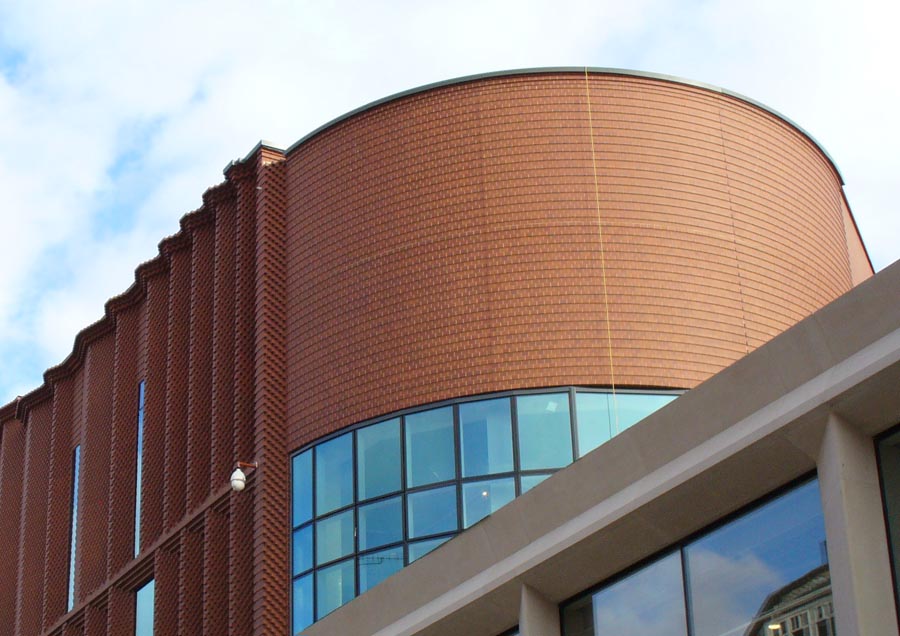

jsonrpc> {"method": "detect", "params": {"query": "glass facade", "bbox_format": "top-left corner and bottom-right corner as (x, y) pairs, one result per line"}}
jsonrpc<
(291, 387), (678, 630)
(135, 380), (146, 557)
(561, 479), (833, 636)
(135, 578), (155, 636)
(877, 427), (900, 619)
(67, 445), (81, 612)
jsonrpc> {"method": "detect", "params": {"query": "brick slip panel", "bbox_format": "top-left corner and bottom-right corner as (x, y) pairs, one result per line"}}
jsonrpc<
(106, 305), (139, 579)
(186, 219), (215, 513)
(162, 242), (191, 531)
(0, 417), (26, 628)
(283, 71), (869, 449)
(15, 402), (52, 636)
(79, 332), (115, 601)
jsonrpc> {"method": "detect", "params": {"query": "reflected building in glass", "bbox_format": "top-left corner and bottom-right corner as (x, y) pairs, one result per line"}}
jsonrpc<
(1, 68), (898, 636)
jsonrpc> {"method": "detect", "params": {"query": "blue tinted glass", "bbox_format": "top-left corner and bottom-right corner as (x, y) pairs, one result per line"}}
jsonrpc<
(612, 393), (676, 434)
(358, 496), (402, 551)
(292, 450), (313, 527)
(316, 510), (354, 565)
(408, 535), (451, 563)
(686, 480), (828, 636)
(408, 485), (458, 538)
(316, 434), (353, 515)
(460, 399), (513, 477)
(575, 392), (611, 457)
(68, 445), (81, 612)
(562, 551), (686, 636)
(292, 574), (313, 634)
(135, 381), (146, 557)
(516, 394), (573, 470)
(293, 525), (313, 575)
(406, 407), (456, 487)
(462, 478), (515, 528)
(359, 546), (404, 593)
(135, 578), (155, 636)
(316, 559), (355, 619)
(520, 473), (551, 493)
(357, 418), (401, 500)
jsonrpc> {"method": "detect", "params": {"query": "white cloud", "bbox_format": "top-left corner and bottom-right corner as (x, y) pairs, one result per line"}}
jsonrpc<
(0, 0), (897, 402)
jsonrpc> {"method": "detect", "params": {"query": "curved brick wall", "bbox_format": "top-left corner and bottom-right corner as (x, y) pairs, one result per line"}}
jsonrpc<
(285, 71), (867, 448)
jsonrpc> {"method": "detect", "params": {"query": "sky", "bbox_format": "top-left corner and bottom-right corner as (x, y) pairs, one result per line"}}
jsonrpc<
(1, 0), (897, 404)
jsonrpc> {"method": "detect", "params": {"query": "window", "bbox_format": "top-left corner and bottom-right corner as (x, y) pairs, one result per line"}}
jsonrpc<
(135, 578), (155, 636)
(67, 445), (81, 612)
(562, 479), (831, 636)
(291, 387), (679, 627)
(135, 381), (146, 557)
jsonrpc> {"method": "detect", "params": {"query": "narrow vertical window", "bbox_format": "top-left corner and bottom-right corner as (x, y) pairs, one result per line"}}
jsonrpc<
(135, 578), (155, 636)
(135, 381), (146, 556)
(67, 445), (81, 612)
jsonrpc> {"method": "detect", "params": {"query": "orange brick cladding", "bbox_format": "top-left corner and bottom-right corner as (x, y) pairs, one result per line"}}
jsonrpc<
(0, 70), (872, 636)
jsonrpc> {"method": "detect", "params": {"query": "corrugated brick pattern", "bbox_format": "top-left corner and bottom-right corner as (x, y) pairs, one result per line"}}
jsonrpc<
(15, 403), (52, 636)
(284, 72), (863, 447)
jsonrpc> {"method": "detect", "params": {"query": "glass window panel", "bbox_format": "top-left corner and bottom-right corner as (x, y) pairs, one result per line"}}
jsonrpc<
(292, 525), (313, 576)
(316, 510), (354, 565)
(516, 393), (573, 470)
(135, 578), (155, 636)
(359, 546), (404, 593)
(358, 496), (402, 551)
(463, 478), (515, 528)
(135, 381), (146, 557)
(460, 398), (513, 477)
(316, 558), (355, 620)
(292, 574), (313, 635)
(685, 480), (829, 636)
(521, 473), (551, 493)
(575, 392), (611, 457)
(292, 450), (313, 527)
(611, 393), (676, 434)
(68, 445), (81, 612)
(405, 407), (456, 487)
(357, 418), (401, 500)
(408, 535), (451, 563)
(561, 551), (686, 636)
(315, 434), (353, 516)
(407, 485), (458, 538)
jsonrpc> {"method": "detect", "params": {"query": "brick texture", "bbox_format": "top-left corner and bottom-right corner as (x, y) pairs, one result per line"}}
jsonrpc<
(0, 70), (872, 636)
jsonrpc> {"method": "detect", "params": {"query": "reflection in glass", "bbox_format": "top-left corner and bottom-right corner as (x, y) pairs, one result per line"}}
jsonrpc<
(359, 546), (404, 593)
(292, 450), (312, 527)
(613, 394), (676, 433)
(358, 418), (401, 500)
(521, 473), (551, 493)
(358, 496), (402, 551)
(408, 485), (457, 538)
(316, 434), (353, 515)
(408, 535), (451, 562)
(135, 381), (146, 557)
(463, 478), (515, 528)
(877, 428), (900, 609)
(517, 393), (573, 470)
(292, 574), (313, 634)
(135, 578), (155, 636)
(406, 407), (456, 487)
(575, 392), (611, 457)
(686, 480), (829, 636)
(561, 551), (686, 636)
(68, 445), (81, 612)
(316, 510), (354, 565)
(460, 398), (513, 477)
(316, 559), (355, 619)
(293, 525), (313, 575)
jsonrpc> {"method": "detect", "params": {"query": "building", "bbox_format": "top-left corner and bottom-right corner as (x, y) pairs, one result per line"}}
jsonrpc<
(0, 68), (896, 636)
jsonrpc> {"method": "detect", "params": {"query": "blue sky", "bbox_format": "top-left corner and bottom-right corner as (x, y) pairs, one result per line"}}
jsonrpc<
(1, 0), (898, 404)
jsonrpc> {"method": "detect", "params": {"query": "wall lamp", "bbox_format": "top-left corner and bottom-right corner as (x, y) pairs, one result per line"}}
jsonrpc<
(230, 461), (258, 492)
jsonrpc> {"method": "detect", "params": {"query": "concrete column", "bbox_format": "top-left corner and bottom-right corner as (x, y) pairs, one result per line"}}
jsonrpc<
(817, 413), (899, 635)
(519, 584), (560, 636)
